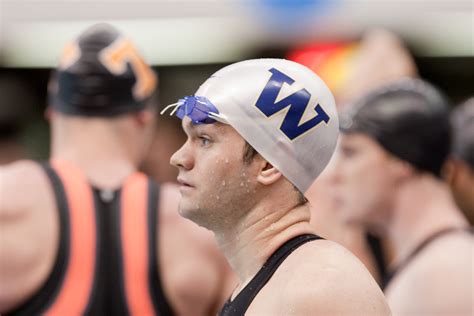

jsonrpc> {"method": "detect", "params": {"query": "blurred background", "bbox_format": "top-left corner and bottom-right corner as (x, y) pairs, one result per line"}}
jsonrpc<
(0, 0), (473, 180)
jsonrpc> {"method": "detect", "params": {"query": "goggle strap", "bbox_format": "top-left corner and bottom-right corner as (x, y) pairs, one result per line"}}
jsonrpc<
(159, 102), (180, 116)
(207, 112), (228, 124)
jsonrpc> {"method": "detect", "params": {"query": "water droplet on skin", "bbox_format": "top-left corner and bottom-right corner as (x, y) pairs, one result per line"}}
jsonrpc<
(225, 158), (229, 164)
(222, 180), (226, 186)
(240, 182), (244, 186)
(265, 223), (276, 232)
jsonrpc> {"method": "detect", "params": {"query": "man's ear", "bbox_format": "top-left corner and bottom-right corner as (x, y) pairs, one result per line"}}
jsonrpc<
(389, 156), (414, 182)
(257, 162), (283, 186)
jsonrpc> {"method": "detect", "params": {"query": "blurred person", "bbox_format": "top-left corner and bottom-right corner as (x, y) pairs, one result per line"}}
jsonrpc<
(289, 28), (418, 283)
(165, 59), (390, 315)
(0, 77), (36, 164)
(334, 78), (472, 315)
(445, 98), (474, 225)
(0, 23), (234, 316)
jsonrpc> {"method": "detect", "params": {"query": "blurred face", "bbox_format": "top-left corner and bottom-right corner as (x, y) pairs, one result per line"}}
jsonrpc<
(170, 117), (261, 229)
(333, 133), (397, 231)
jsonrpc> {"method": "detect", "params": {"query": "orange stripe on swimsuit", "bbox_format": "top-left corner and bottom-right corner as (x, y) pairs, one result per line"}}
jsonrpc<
(45, 159), (96, 316)
(121, 173), (156, 316)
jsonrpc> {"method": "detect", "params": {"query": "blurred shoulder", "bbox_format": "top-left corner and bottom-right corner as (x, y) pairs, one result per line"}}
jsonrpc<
(0, 160), (52, 218)
(406, 229), (473, 277)
(388, 230), (473, 296)
(0, 160), (58, 313)
(0, 159), (46, 182)
(386, 233), (473, 315)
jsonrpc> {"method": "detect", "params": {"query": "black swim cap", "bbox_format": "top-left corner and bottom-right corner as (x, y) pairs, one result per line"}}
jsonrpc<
(451, 98), (474, 168)
(340, 78), (451, 177)
(49, 23), (157, 117)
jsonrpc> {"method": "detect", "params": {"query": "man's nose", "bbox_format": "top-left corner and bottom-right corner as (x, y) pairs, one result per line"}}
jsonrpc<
(170, 141), (194, 170)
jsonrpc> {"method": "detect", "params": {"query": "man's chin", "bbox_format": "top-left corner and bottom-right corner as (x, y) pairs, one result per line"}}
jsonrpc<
(177, 205), (194, 220)
(178, 205), (215, 231)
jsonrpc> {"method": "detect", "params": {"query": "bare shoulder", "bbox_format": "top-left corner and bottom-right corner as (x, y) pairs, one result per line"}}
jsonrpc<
(391, 231), (472, 287)
(386, 232), (473, 315)
(0, 160), (53, 219)
(429, 230), (473, 258)
(421, 231), (473, 272)
(269, 239), (390, 315)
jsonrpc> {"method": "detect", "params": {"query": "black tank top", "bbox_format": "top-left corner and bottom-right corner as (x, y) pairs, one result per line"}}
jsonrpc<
(381, 226), (472, 291)
(6, 161), (174, 316)
(219, 234), (323, 316)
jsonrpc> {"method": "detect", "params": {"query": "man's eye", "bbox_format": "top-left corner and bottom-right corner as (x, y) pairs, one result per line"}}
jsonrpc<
(199, 137), (211, 146)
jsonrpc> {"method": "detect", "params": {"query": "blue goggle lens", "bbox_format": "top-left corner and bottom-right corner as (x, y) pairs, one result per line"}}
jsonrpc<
(175, 96), (222, 124)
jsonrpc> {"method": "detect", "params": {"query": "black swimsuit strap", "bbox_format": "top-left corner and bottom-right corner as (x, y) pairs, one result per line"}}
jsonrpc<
(219, 234), (323, 316)
(382, 226), (471, 290)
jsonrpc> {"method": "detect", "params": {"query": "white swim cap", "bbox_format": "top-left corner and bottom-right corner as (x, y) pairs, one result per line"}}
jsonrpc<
(196, 58), (339, 193)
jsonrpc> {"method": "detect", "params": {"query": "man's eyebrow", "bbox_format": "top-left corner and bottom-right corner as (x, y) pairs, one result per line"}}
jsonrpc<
(183, 121), (226, 134)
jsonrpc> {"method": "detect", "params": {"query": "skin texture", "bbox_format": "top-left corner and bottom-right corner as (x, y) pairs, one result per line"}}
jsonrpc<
(170, 118), (391, 315)
(333, 133), (472, 316)
(0, 110), (236, 315)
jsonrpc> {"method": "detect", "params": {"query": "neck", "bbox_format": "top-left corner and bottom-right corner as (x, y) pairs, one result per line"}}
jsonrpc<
(214, 201), (315, 288)
(386, 175), (468, 265)
(51, 125), (138, 188)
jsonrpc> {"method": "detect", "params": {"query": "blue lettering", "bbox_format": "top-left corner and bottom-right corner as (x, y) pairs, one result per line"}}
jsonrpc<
(255, 68), (330, 140)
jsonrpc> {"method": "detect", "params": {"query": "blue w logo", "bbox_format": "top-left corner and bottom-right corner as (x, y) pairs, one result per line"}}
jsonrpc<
(255, 68), (330, 140)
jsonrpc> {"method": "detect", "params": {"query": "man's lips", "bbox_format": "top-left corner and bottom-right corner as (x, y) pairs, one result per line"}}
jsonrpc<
(177, 177), (194, 188)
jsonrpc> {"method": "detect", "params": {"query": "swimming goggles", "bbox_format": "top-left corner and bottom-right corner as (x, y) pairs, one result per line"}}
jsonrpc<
(160, 95), (228, 125)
